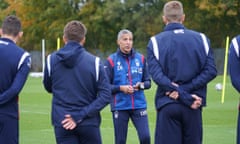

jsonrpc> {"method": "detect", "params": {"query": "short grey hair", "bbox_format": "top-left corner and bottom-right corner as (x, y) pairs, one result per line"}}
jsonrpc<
(117, 29), (133, 40)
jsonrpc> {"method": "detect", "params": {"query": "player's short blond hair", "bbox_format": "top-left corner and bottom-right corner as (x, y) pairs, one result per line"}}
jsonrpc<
(163, 1), (184, 22)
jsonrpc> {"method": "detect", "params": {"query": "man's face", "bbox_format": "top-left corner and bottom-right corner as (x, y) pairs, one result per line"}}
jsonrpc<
(117, 33), (133, 54)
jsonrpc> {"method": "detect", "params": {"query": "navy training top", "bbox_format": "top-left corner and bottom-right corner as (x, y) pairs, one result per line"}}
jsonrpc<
(147, 23), (217, 109)
(43, 41), (111, 127)
(0, 38), (31, 119)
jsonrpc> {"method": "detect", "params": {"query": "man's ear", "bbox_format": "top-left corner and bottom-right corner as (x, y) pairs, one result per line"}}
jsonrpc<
(18, 31), (23, 38)
(117, 39), (120, 46)
(0, 29), (2, 36)
(162, 16), (168, 25)
(63, 35), (67, 44)
(180, 14), (185, 23)
(80, 37), (86, 45)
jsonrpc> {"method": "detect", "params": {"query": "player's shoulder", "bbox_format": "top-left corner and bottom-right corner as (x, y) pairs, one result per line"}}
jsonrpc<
(134, 51), (144, 57)
(233, 35), (240, 41)
(107, 52), (118, 59)
(229, 35), (240, 48)
(10, 44), (28, 58)
(185, 29), (203, 36)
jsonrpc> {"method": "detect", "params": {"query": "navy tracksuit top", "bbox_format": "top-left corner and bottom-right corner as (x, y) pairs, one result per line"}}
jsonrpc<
(43, 41), (111, 127)
(0, 38), (31, 119)
(147, 23), (217, 109)
(105, 49), (151, 111)
(229, 35), (240, 93)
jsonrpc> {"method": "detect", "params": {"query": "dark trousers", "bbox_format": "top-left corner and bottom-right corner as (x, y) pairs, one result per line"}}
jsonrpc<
(112, 109), (150, 144)
(155, 103), (202, 144)
(0, 116), (18, 144)
(54, 125), (102, 144)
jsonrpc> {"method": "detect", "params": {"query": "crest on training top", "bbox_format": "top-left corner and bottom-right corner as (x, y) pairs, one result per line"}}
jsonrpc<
(117, 61), (123, 71)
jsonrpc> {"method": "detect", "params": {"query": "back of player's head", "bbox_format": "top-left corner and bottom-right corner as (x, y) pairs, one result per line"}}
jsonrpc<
(1, 15), (21, 37)
(163, 1), (184, 22)
(63, 20), (87, 42)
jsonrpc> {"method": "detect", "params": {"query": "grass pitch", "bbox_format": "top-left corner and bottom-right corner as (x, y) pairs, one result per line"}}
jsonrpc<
(19, 75), (239, 144)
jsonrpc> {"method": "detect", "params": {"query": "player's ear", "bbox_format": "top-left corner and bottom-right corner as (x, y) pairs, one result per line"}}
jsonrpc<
(63, 35), (67, 44)
(0, 29), (2, 36)
(18, 31), (23, 38)
(80, 36), (85, 45)
(117, 39), (120, 46)
(180, 14), (185, 23)
(162, 16), (168, 25)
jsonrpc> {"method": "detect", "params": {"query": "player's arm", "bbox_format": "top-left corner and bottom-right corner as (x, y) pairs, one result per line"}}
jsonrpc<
(104, 58), (123, 94)
(147, 37), (196, 107)
(0, 53), (31, 105)
(180, 49), (217, 92)
(43, 55), (52, 93)
(86, 60), (111, 115)
(179, 35), (217, 92)
(229, 37), (240, 92)
(147, 38), (176, 92)
(70, 59), (111, 123)
(134, 57), (151, 90)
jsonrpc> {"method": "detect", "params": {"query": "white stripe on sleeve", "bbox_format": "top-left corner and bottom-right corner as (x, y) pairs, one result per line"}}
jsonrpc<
(17, 52), (30, 70)
(150, 36), (159, 60)
(232, 37), (239, 57)
(95, 57), (100, 82)
(47, 55), (51, 77)
(200, 33), (210, 55)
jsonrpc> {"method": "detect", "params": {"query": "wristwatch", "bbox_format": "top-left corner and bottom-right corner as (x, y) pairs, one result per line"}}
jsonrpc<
(139, 83), (145, 90)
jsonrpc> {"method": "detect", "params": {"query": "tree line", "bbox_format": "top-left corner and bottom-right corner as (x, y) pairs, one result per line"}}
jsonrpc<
(0, 0), (239, 56)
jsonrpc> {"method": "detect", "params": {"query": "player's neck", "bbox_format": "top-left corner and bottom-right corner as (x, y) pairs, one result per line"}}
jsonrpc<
(1, 35), (18, 43)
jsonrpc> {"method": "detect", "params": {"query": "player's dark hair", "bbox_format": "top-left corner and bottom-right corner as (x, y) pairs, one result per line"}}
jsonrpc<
(63, 20), (87, 42)
(1, 15), (21, 37)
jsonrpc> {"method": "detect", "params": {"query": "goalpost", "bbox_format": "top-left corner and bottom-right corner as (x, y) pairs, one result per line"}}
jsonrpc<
(29, 39), (45, 78)
(30, 38), (60, 78)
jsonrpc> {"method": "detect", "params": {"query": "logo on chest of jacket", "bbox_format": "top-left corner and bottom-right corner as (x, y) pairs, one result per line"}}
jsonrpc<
(117, 61), (123, 71)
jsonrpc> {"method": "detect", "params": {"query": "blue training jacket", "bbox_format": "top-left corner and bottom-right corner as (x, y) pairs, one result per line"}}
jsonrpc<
(0, 38), (31, 119)
(147, 23), (217, 110)
(229, 35), (240, 93)
(43, 41), (111, 127)
(105, 48), (151, 111)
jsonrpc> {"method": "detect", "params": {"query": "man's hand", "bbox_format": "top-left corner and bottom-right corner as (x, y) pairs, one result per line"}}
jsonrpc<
(133, 82), (144, 91)
(165, 82), (179, 99)
(120, 85), (134, 94)
(61, 114), (77, 130)
(190, 94), (202, 109)
(166, 82), (202, 109)
(167, 91), (179, 100)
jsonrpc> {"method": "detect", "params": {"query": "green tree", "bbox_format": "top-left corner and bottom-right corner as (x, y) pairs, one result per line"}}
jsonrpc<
(1, 0), (240, 54)
(187, 0), (240, 48)
(1, 0), (78, 52)
(78, 0), (166, 55)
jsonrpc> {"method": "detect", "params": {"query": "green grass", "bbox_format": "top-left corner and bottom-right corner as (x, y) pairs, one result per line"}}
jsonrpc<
(19, 76), (239, 144)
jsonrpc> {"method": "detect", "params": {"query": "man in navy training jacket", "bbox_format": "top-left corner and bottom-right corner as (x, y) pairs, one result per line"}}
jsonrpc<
(43, 20), (111, 144)
(0, 15), (31, 144)
(147, 1), (217, 144)
(105, 29), (151, 144)
(228, 35), (240, 144)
